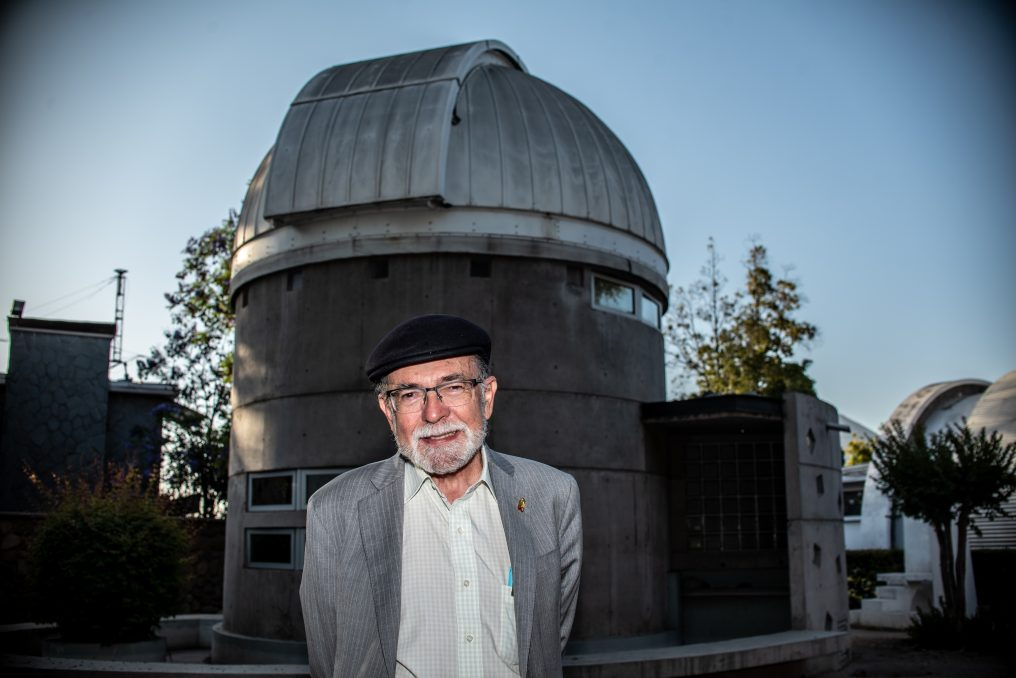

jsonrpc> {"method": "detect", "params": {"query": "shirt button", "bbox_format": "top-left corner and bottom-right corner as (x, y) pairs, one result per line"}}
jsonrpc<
(466, 634), (474, 643)
(457, 527), (464, 534)
(463, 580), (470, 587)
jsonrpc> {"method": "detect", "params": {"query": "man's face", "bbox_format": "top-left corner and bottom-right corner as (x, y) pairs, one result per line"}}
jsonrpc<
(378, 355), (497, 475)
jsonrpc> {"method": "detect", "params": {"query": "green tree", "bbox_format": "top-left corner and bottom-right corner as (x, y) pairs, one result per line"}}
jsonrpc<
(871, 420), (1016, 626)
(666, 239), (817, 397)
(137, 212), (236, 517)
(844, 435), (875, 466)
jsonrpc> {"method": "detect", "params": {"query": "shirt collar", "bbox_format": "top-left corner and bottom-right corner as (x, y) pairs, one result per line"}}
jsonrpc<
(403, 445), (493, 504)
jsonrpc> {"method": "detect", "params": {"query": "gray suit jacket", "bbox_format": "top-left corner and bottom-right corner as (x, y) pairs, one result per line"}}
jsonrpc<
(300, 448), (582, 678)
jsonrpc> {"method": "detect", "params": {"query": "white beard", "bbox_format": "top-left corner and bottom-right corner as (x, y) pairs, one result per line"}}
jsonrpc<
(397, 419), (487, 476)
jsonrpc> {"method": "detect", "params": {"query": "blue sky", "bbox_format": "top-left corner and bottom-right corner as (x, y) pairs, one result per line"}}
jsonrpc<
(1, 0), (1013, 430)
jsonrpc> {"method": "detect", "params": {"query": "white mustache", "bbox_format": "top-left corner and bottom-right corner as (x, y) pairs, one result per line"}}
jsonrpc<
(412, 422), (467, 443)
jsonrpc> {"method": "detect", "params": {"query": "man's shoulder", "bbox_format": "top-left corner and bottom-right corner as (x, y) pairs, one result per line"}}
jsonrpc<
(307, 454), (400, 511)
(489, 448), (577, 489)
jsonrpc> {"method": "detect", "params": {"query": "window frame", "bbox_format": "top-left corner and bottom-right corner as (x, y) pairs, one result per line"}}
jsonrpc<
(247, 471), (297, 512)
(298, 468), (346, 508)
(591, 274), (637, 316)
(640, 293), (662, 328)
(245, 528), (305, 570)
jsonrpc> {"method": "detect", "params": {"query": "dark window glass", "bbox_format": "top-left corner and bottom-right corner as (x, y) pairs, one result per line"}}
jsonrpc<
(305, 472), (341, 503)
(470, 256), (492, 278)
(250, 474), (293, 507)
(844, 488), (863, 516)
(566, 265), (583, 287)
(248, 532), (292, 565)
(369, 258), (389, 279)
(287, 270), (303, 291)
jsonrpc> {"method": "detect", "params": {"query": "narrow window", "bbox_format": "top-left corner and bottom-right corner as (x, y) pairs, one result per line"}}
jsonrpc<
(566, 265), (583, 287)
(286, 270), (303, 291)
(241, 288), (249, 308)
(843, 487), (863, 516)
(640, 294), (661, 328)
(470, 256), (492, 278)
(592, 276), (635, 314)
(369, 258), (389, 279)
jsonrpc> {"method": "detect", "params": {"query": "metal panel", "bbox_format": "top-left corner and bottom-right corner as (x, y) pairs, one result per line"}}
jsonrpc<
(251, 40), (666, 271)
(320, 94), (369, 207)
(486, 68), (533, 209)
(236, 150), (272, 248)
(511, 72), (563, 215)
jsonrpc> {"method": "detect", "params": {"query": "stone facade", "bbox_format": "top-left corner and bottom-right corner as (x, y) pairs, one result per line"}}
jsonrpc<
(0, 317), (175, 511)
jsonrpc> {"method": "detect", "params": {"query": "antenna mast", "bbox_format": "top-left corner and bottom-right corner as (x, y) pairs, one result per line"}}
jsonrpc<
(112, 269), (127, 373)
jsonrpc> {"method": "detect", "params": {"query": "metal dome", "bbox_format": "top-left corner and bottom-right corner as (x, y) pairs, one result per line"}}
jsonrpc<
(968, 370), (1016, 446)
(232, 40), (666, 294)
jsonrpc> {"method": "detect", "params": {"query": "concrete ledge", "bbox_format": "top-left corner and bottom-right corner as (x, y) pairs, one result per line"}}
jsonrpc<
(562, 630), (849, 677)
(210, 625), (308, 665)
(0, 654), (310, 677)
(159, 616), (221, 651)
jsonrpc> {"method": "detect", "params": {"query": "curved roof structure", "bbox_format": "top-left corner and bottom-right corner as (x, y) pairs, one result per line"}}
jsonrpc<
(968, 370), (1016, 445)
(886, 378), (989, 435)
(233, 40), (666, 293)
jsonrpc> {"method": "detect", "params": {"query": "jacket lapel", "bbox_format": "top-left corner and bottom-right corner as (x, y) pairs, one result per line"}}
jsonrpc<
(488, 449), (536, 678)
(359, 454), (404, 678)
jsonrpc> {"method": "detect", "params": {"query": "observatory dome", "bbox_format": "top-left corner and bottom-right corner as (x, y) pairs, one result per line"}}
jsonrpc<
(233, 40), (667, 296)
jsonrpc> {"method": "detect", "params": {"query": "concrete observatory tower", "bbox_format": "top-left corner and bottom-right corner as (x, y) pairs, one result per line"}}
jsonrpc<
(221, 40), (669, 659)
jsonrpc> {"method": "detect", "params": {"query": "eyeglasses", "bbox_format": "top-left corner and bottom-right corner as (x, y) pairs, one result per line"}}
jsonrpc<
(384, 378), (484, 413)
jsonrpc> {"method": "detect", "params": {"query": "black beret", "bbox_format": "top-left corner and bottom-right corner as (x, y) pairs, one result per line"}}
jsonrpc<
(366, 314), (491, 383)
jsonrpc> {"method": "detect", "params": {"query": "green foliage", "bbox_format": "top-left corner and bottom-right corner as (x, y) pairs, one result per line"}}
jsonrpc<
(29, 470), (187, 644)
(665, 238), (817, 397)
(872, 420), (1016, 624)
(844, 435), (874, 466)
(137, 212), (236, 517)
(846, 549), (903, 609)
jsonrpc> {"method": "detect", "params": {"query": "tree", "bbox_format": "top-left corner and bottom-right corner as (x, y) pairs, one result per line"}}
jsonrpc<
(137, 212), (236, 517)
(871, 420), (1016, 626)
(666, 238), (817, 397)
(844, 435), (875, 466)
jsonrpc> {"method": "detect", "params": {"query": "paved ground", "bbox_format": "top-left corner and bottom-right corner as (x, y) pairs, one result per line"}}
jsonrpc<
(818, 629), (1014, 678)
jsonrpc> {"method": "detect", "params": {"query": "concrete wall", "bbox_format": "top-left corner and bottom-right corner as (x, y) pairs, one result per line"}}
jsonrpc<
(0, 330), (111, 510)
(783, 393), (849, 633)
(226, 252), (668, 642)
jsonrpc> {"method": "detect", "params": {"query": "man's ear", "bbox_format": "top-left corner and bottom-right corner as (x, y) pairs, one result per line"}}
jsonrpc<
(377, 394), (395, 430)
(482, 376), (497, 419)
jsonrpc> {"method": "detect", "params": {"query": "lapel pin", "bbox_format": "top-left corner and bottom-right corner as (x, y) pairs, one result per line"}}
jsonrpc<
(517, 498), (526, 512)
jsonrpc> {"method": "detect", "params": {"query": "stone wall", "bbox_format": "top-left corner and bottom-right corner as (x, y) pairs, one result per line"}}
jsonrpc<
(0, 512), (224, 624)
(0, 330), (111, 510)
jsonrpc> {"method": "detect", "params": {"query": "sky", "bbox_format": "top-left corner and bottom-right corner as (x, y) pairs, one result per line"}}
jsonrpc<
(0, 0), (1013, 431)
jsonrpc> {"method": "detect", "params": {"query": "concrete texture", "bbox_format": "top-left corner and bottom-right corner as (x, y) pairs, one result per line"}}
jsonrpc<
(226, 252), (669, 644)
(783, 393), (850, 635)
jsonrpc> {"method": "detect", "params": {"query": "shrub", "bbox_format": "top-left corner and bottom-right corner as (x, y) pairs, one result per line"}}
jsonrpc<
(908, 606), (1016, 654)
(846, 548), (904, 609)
(29, 470), (187, 644)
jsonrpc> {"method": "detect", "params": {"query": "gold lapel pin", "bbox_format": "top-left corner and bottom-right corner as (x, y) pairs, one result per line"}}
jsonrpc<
(517, 498), (526, 512)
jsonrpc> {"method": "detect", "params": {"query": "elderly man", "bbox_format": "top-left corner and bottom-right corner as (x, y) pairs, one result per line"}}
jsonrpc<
(301, 314), (583, 678)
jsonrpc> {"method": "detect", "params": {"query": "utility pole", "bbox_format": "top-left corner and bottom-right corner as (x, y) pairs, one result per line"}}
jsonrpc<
(112, 269), (127, 377)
